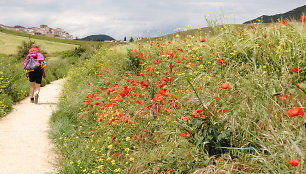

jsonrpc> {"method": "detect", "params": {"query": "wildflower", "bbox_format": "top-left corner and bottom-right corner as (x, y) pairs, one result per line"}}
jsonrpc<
(220, 83), (231, 89)
(167, 168), (174, 173)
(255, 19), (261, 22)
(107, 145), (113, 149)
(126, 137), (131, 141)
(180, 130), (190, 137)
(216, 158), (224, 162)
(218, 60), (225, 65)
(218, 109), (227, 113)
(192, 109), (204, 117)
(200, 38), (206, 42)
(300, 16), (306, 22)
(182, 115), (190, 122)
(281, 20), (288, 25)
(136, 100), (143, 104)
(287, 107), (304, 117)
(209, 98), (221, 106)
(279, 94), (288, 100)
(162, 77), (173, 82)
(288, 159), (300, 167)
(136, 72), (144, 76)
(176, 47), (183, 51)
(291, 68), (300, 72)
(294, 83), (300, 87)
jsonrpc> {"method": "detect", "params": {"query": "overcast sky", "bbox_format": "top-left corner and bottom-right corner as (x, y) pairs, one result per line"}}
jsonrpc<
(0, 0), (304, 40)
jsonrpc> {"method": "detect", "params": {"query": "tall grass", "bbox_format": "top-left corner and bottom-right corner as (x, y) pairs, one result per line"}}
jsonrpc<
(51, 22), (305, 173)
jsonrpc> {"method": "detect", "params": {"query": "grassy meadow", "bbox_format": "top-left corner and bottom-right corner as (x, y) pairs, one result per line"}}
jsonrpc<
(0, 32), (78, 55)
(51, 21), (305, 173)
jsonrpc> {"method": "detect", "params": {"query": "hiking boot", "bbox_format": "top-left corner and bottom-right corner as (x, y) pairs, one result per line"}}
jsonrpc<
(34, 93), (39, 104)
(30, 97), (34, 103)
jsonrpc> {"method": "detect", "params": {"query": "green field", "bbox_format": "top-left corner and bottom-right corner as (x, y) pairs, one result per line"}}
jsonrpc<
(0, 32), (78, 55)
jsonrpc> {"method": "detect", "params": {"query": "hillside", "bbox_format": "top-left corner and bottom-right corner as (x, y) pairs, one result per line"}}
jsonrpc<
(244, 5), (306, 23)
(0, 32), (78, 55)
(0, 27), (102, 47)
(81, 34), (115, 41)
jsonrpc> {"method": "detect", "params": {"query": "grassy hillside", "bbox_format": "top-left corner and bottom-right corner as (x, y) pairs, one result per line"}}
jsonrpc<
(51, 20), (305, 173)
(0, 32), (78, 55)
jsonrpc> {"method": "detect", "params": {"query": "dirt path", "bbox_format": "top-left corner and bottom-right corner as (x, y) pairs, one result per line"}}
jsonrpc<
(0, 79), (65, 174)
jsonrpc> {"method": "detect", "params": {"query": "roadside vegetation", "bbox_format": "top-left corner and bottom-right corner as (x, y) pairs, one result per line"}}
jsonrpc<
(51, 20), (305, 173)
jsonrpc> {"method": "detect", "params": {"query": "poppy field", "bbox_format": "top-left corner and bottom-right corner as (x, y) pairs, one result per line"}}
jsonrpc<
(51, 21), (305, 173)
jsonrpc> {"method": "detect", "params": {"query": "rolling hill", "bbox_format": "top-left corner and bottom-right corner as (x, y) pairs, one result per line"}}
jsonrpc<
(244, 5), (306, 23)
(81, 34), (115, 41)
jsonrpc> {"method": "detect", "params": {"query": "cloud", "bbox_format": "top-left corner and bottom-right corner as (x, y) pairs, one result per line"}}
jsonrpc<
(0, 0), (304, 40)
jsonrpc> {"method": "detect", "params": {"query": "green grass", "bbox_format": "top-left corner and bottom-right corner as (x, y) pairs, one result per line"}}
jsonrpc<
(0, 32), (78, 55)
(49, 21), (305, 173)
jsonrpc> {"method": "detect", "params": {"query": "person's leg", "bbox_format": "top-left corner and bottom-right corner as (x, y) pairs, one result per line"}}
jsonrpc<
(30, 82), (35, 103)
(34, 83), (40, 104)
(35, 83), (41, 94)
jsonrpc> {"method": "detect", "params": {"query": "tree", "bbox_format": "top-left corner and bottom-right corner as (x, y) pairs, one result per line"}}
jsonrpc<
(17, 40), (47, 60)
(123, 36), (127, 42)
(129, 37), (134, 42)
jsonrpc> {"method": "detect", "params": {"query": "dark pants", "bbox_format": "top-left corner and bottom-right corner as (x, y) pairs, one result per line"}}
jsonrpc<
(29, 68), (43, 84)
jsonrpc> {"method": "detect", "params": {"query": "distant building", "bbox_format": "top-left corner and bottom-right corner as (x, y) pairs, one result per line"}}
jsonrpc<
(0, 24), (73, 39)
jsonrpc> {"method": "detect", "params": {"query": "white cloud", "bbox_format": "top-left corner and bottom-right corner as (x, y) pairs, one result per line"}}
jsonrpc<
(0, 0), (304, 40)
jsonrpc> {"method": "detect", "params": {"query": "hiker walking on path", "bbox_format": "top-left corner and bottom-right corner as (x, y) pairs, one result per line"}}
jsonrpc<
(23, 44), (47, 104)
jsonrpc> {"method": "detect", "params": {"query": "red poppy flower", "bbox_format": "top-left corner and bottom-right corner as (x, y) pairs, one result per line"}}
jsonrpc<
(300, 16), (306, 22)
(162, 77), (173, 82)
(281, 20), (288, 24)
(287, 107), (304, 117)
(136, 72), (144, 76)
(218, 60), (225, 65)
(218, 109), (227, 113)
(291, 68), (300, 72)
(294, 83), (300, 87)
(192, 109), (204, 117)
(288, 159), (300, 167)
(176, 47), (183, 51)
(166, 168), (174, 173)
(220, 83), (231, 89)
(255, 19), (261, 22)
(200, 38), (206, 42)
(279, 94), (288, 100)
(180, 131), (190, 137)
(136, 100), (143, 104)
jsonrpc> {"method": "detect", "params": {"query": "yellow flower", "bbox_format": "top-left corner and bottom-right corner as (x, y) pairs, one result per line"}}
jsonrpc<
(126, 137), (131, 141)
(125, 148), (130, 152)
(129, 157), (135, 161)
(107, 145), (113, 149)
(114, 168), (121, 173)
(111, 160), (116, 165)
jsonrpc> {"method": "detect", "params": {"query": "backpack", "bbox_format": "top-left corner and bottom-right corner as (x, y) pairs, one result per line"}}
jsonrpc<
(23, 51), (40, 70)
